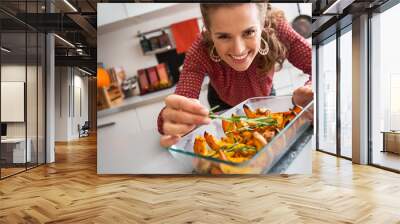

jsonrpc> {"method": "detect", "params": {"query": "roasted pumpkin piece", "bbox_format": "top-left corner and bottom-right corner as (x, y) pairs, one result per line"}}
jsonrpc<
(282, 115), (295, 127)
(246, 139), (254, 146)
(243, 104), (257, 118)
(194, 159), (212, 173)
(233, 119), (248, 129)
(236, 147), (257, 157)
(226, 156), (249, 163)
(244, 104), (271, 118)
(205, 132), (240, 151)
(228, 143), (254, 153)
(218, 150), (228, 161)
(241, 131), (253, 143)
(291, 105), (303, 115)
(232, 133), (244, 143)
(252, 131), (267, 150)
(194, 136), (207, 155)
(219, 162), (253, 174)
(204, 131), (222, 150)
(270, 113), (284, 129)
(255, 108), (271, 116)
(222, 119), (236, 133)
(210, 166), (224, 174)
(221, 136), (235, 144)
(262, 129), (276, 141)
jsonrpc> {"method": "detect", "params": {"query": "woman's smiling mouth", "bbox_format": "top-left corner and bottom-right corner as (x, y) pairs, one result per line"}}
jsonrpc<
(230, 52), (250, 63)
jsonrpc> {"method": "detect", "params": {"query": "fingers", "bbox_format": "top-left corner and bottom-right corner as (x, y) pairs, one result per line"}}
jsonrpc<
(162, 94), (211, 136)
(293, 86), (314, 107)
(163, 122), (196, 136)
(162, 107), (211, 125)
(160, 135), (180, 148)
(165, 94), (209, 116)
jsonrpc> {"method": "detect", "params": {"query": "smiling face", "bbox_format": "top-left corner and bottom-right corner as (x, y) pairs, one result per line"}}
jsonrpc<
(207, 4), (263, 71)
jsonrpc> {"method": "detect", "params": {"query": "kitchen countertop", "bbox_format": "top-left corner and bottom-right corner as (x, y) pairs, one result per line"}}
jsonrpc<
(98, 77), (210, 118)
(97, 128), (192, 174)
(97, 126), (313, 175)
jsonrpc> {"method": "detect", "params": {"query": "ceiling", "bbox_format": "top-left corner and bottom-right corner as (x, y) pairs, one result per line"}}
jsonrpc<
(0, 0), (98, 74)
(1, 0), (396, 73)
(311, 0), (392, 43)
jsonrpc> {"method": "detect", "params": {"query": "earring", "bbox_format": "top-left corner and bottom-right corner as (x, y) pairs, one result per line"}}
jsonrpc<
(259, 36), (269, 56)
(210, 45), (221, 62)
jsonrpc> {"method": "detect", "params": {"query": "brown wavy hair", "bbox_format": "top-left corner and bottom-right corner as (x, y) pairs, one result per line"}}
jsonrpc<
(200, 3), (287, 73)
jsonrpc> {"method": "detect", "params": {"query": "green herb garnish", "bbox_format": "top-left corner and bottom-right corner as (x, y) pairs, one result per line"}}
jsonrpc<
(209, 113), (278, 127)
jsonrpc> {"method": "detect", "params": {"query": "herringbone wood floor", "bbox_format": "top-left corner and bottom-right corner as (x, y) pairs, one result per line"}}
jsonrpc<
(0, 134), (399, 224)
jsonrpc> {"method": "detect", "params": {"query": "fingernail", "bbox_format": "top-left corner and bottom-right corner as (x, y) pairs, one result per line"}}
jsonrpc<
(200, 108), (209, 115)
(204, 118), (212, 124)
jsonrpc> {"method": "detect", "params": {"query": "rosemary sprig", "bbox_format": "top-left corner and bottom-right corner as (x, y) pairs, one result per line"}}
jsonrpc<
(221, 142), (239, 152)
(239, 146), (257, 152)
(225, 126), (255, 134)
(209, 105), (221, 114)
(225, 146), (257, 154)
(209, 113), (278, 127)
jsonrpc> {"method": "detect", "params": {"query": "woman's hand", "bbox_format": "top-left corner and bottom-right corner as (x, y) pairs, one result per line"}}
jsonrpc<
(292, 84), (314, 123)
(160, 94), (211, 147)
(292, 84), (313, 108)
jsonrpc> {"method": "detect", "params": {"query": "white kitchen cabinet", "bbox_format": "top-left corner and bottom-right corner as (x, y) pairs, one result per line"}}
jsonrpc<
(98, 107), (141, 137)
(97, 107), (142, 173)
(135, 85), (209, 132)
(135, 101), (166, 132)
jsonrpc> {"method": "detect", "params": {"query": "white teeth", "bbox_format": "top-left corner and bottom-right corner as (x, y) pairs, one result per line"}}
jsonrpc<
(231, 53), (247, 60)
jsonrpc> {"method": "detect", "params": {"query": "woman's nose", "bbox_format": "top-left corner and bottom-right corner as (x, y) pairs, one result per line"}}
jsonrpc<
(232, 38), (246, 55)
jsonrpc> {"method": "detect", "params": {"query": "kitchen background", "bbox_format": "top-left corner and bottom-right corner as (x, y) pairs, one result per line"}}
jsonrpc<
(97, 2), (312, 114)
(96, 3), (313, 174)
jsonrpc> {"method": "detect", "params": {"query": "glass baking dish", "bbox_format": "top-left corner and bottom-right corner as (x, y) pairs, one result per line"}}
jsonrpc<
(168, 95), (314, 174)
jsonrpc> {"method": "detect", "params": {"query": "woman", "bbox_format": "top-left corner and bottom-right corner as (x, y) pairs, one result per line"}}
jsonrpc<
(158, 3), (313, 147)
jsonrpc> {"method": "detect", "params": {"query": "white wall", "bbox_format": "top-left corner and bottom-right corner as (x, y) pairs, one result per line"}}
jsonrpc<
(98, 3), (202, 78)
(98, 3), (179, 27)
(1, 66), (25, 128)
(55, 67), (68, 141)
(1, 65), (35, 137)
(72, 74), (89, 138)
(55, 67), (89, 141)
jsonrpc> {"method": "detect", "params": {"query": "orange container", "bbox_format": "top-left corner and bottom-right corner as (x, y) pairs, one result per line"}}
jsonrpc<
(97, 68), (110, 88)
(147, 67), (159, 89)
(156, 63), (169, 86)
(137, 69), (150, 94)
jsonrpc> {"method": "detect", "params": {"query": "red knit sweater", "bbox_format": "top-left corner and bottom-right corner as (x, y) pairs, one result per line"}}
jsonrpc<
(157, 19), (311, 134)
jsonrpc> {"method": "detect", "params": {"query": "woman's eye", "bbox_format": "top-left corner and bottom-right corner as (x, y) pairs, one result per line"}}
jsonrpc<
(217, 35), (229, 40)
(244, 30), (256, 37)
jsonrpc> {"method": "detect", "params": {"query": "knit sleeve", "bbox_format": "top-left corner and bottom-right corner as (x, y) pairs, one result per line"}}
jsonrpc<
(275, 19), (312, 84)
(157, 36), (208, 134)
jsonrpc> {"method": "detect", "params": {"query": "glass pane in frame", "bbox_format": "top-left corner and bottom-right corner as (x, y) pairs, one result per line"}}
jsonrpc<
(317, 36), (337, 155)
